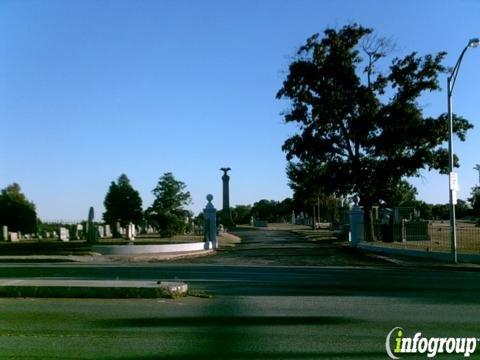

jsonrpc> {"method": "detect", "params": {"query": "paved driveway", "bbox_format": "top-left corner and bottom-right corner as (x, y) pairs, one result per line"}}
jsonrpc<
(176, 227), (386, 266)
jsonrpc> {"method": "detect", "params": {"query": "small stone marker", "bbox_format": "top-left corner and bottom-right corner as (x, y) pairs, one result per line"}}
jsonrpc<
(105, 225), (112, 237)
(98, 225), (105, 238)
(1, 226), (8, 241)
(9, 232), (19, 242)
(126, 223), (135, 241)
(59, 227), (69, 242)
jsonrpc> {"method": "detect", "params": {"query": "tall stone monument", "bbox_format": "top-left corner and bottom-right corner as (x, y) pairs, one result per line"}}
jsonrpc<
(86, 206), (97, 244)
(220, 167), (233, 226)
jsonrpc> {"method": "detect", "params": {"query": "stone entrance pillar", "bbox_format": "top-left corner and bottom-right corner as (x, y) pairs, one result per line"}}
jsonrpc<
(203, 194), (217, 249)
(349, 196), (364, 246)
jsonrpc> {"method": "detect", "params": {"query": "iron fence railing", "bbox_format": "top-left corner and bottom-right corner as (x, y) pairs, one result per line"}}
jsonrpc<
(367, 220), (480, 254)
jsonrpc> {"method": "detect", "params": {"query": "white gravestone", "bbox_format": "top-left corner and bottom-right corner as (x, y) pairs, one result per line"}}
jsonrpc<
(105, 224), (112, 237)
(9, 232), (19, 242)
(59, 227), (69, 242)
(97, 225), (105, 238)
(126, 223), (135, 241)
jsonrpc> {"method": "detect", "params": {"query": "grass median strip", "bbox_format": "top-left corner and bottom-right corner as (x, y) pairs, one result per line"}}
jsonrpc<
(0, 280), (188, 299)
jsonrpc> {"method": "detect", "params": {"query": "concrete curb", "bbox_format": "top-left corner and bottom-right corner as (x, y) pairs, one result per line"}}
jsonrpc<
(93, 242), (214, 255)
(0, 279), (188, 299)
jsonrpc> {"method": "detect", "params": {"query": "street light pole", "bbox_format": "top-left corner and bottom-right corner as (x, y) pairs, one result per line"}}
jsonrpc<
(447, 38), (479, 264)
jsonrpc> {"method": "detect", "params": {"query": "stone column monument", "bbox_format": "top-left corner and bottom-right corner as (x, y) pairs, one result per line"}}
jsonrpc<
(86, 206), (97, 244)
(220, 167), (233, 226)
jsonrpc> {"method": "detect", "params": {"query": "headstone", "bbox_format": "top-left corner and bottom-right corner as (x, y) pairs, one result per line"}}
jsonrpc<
(98, 225), (105, 238)
(105, 224), (112, 237)
(86, 206), (97, 244)
(9, 232), (19, 242)
(126, 223), (135, 241)
(1, 226), (8, 241)
(59, 227), (69, 242)
(141, 220), (147, 234)
(75, 224), (83, 240)
(254, 219), (268, 227)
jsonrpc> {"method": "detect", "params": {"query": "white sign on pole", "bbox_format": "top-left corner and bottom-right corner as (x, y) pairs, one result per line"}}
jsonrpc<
(452, 190), (458, 205)
(449, 172), (459, 191)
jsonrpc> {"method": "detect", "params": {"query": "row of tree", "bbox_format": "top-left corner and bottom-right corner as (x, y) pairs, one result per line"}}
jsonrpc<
(229, 186), (480, 225)
(0, 172), (192, 238)
(0, 180), (479, 235)
(0, 183), (37, 233)
(103, 173), (191, 237)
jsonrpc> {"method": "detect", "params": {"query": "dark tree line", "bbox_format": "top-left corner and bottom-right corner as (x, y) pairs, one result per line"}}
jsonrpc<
(103, 173), (191, 237)
(0, 183), (37, 233)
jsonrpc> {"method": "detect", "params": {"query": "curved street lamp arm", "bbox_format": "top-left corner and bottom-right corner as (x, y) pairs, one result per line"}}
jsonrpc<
(448, 44), (470, 95)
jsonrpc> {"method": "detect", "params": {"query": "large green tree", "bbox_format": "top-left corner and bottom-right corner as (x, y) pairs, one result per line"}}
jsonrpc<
(103, 174), (143, 230)
(0, 183), (37, 233)
(231, 205), (252, 225)
(278, 24), (473, 215)
(146, 172), (192, 238)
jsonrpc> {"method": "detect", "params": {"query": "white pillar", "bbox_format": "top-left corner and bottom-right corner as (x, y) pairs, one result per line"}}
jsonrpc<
(349, 196), (364, 246)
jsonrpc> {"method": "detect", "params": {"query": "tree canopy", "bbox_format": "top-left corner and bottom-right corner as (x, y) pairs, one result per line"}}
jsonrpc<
(146, 172), (192, 238)
(103, 174), (143, 229)
(0, 183), (37, 233)
(469, 186), (480, 218)
(277, 24), (473, 210)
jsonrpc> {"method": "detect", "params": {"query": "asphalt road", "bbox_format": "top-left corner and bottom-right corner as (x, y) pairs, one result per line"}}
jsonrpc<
(0, 228), (479, 359)
(0, 263), (479, 300)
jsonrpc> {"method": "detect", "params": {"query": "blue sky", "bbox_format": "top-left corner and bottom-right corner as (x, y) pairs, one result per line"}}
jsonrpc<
(0, 0), (479, 221)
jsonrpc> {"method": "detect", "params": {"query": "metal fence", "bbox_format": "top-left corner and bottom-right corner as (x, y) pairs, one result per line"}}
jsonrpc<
(367, 220), (480, 254)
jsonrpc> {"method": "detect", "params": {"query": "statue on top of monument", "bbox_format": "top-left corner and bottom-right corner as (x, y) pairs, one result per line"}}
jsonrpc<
(220, 167), (231, 176)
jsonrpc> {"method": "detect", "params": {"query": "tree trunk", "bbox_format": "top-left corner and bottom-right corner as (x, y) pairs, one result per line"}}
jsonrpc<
(362, 202), (375, 242)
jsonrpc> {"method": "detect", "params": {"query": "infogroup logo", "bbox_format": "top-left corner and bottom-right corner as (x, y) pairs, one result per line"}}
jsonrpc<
(385, 327), (478, 359)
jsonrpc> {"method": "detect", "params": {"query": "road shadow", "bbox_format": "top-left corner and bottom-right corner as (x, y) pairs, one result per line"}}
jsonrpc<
(94, 315), (363, 328)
